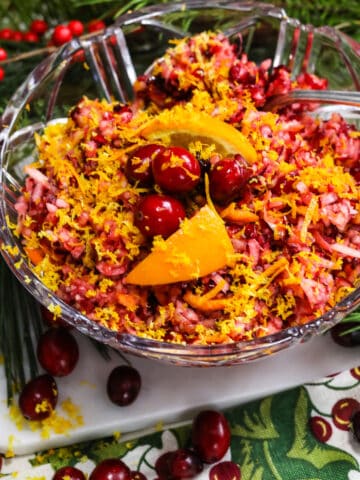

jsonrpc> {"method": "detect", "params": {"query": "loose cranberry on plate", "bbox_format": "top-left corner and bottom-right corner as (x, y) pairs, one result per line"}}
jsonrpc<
(19, 374), (58, 421)
(191, 410), (231, 463)
(89, 458), (131, 480)
(107, 365), (141, 406)
(52, 466), (86, 480)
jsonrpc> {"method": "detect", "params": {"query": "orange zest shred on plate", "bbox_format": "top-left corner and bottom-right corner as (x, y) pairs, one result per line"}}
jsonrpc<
(11, 31), (360, 345)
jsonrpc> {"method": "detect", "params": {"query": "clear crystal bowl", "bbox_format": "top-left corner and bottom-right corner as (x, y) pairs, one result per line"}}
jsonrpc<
(1, 1), (360, 366)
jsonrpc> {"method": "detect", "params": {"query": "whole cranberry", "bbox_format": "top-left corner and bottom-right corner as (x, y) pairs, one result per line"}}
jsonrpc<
(134, 194), (186, 238)
(191, 410), (231, 463)
(68, 20), (84, 37)
(19, 374), (58, 421)
(52, 466), (86, 480)
(107, 365), (141, 406)
(0, 47), (7, 61)
(209, 156), (250, 205)
(0, 67), (4, 81)
(22, 31), (39, 42)
(152, 146), (201, 193)
(130, 472), (147, 480)
(0, 28), (13, 40)
(30, 19), (48, 36)
(89, 459), (131, 480)
(87, 19), (106, 33)
(37, 327), (79, 377)
(209, 461), (241, 480)
(170, 448), (203, 478)
(155, 451), (175, 479)
(125, 144), (164, 186)
(52, 25), (73, 46)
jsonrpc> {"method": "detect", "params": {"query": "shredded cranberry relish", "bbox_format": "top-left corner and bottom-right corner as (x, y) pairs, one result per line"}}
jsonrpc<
(14, 32), (360, 345)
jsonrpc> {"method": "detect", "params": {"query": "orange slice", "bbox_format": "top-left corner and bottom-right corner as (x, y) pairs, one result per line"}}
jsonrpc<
(126, 205), (234, 286)
(139, 106), (257, 164)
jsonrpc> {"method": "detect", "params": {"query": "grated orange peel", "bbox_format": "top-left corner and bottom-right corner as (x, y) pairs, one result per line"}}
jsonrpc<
(139, 105), (257, 164)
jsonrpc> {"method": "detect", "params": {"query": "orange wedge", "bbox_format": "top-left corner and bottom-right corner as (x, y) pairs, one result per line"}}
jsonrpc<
(139, 106), (257, 164)
(126, 205), (234, 286)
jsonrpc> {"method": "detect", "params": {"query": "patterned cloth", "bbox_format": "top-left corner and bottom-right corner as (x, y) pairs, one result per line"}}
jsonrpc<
(2, 366), (360, 479)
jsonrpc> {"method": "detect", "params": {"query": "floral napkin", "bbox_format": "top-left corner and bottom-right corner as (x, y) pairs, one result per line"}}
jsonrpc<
(2, 365), (360, 480)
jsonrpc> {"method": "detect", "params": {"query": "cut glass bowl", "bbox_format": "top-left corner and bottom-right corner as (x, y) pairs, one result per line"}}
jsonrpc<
(1, 1), (360, 366)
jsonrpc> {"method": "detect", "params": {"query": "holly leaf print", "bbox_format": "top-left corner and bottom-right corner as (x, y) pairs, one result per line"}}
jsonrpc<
(228, 386), (358, 480)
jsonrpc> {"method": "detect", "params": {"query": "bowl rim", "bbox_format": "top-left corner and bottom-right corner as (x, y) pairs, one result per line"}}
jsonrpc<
(1, 0), (360, 363)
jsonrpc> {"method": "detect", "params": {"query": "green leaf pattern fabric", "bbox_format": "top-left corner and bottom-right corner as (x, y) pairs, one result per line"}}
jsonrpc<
(2, 367), (360, 479)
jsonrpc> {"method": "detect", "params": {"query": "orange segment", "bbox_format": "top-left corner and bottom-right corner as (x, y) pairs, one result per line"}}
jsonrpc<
(139, 106), (257, 164)
(125, 205), (234, 286)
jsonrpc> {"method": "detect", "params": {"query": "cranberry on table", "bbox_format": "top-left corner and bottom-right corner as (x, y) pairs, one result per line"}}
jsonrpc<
(208, 155), (250, 205)
(155, 451), (176, 479)
(0, 28), (13, 40)
(52, 466), (86, 480)
(134, 194), (186, 238)
(209, 461), (241, 480)
(107, 365), (141, 406)
(89, 458), (131, 480)
(125, 144), (164, 186)
(152, 146), (201, 193)
(30, 19), (48, 36)
(19, 374), (58, 421)
(52, 25), (73, 46)
(191, 410), (231, 463)
(130, 472), (147, 480)
(170, 448), (203, 478)
(37, 326), (79, 377)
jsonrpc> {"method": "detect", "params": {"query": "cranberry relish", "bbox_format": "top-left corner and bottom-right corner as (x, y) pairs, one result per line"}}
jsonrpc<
(14, 32), (360, 345)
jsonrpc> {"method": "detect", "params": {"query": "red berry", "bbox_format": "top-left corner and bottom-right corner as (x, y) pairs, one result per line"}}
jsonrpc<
(0, 28), (13, 40)
(19, 374), (58, 421)
(11, 31), (23, 42)
(89, 459), (131, 480)
(155, 451), (175, 479)
(170, 448), (203, 478)
(209, 461), (241, 480)
(0, 47), (7, 61)
(30, 19), (48, 36)
(209, 156), (250, 205)
(152, 146), (201, 193)
(130, 472), (147, 480)
(134, 194), (186, 238)
(0, 67), (5, 81)
(37, 327), (79, 377)
(191, 410), (231, 463)
(22, 31), (39, 42)
(52, 466), (86, 480)
(87, 19), (106, 33)
(52, 25), (73, 46)
(107, 365), (141, 406)
(68, 20), (85, 37)
(125, 144), (164, 186)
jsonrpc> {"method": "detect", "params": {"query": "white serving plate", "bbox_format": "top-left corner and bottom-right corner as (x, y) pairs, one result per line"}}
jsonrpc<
(1, 330), (360, 456)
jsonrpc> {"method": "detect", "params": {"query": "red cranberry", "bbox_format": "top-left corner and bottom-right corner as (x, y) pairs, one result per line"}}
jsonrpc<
(52, 466), (86, 480)
(125, 144), (164, 186)
(19, 374), (58, 421)
(134, 194), (186, 238)
(170, 448), (203, 478)
(37, 327), (79, 377)
(130, 472), (147, 480)
(209, 461), (241, 480)
(191, 410), (231, 463)
(22, 31), (39, 42)
(0, 67), (4, 81)
(0, 47), (7, 61)
(68, 20), (84, 37)
(209, 156), (250, 205)
(30, 19), (48, 36)
(0, 28), (13, 40)
(89, 459), (131, 480)
(11, 31), (23, 42)
(332, 398), (360, 430)
(155, 451), (175, 479)
(308, 416), (332, 443)
(152, 146), (201, 193)
(87, 19), (106, 33)
(107, 365), (141, 406)
(52, 25), (73, 46)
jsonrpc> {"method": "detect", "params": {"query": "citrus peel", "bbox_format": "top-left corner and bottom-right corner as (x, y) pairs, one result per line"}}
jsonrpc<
(139, 106), (257, 164)
(125, 205), (234, 285)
